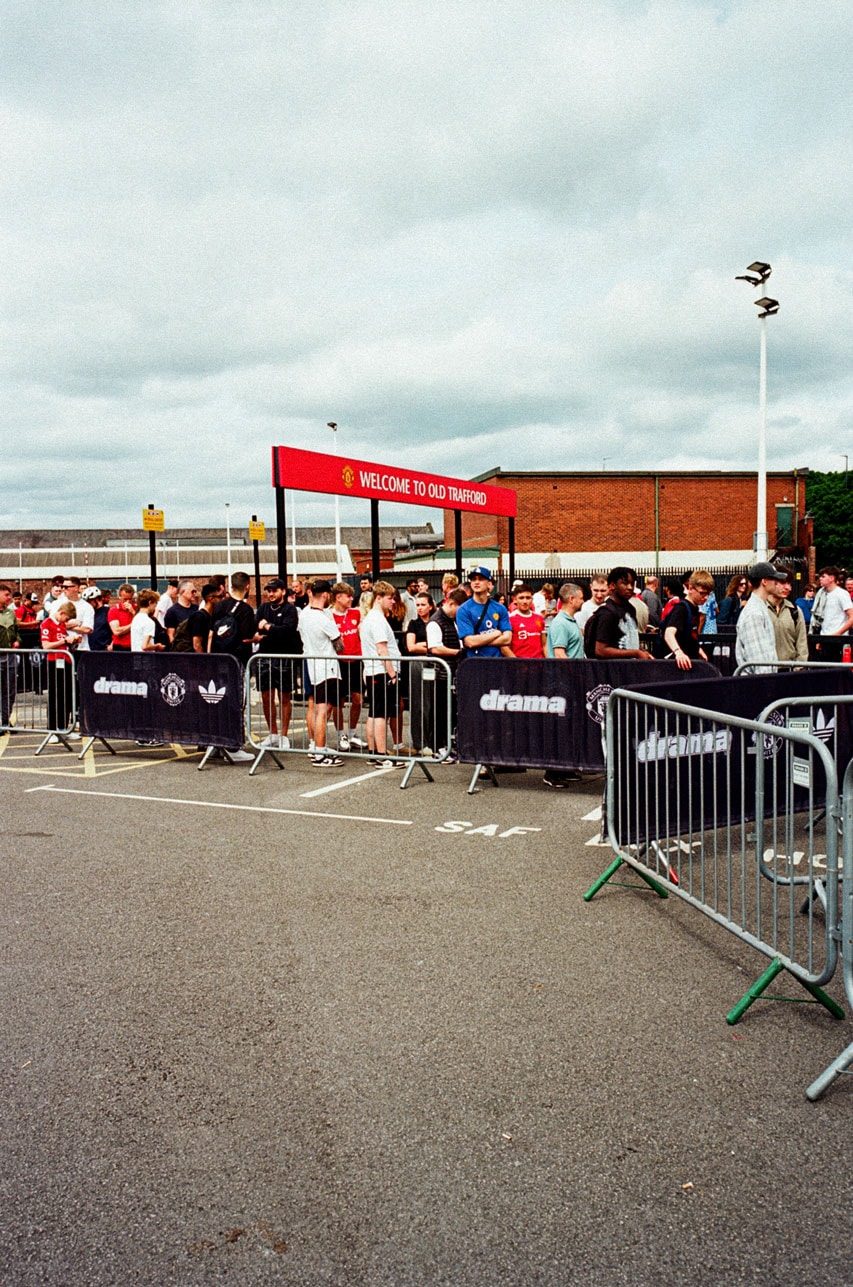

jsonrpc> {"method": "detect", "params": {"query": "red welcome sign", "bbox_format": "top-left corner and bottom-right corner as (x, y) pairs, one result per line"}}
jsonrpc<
(272, 445), (516, 517)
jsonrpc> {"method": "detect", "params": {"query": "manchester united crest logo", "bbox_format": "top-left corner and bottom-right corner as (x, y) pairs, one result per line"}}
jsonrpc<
(342, 465), (355, 489)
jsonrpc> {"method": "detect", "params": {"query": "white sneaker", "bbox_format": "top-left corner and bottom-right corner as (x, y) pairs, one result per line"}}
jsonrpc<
(308, 740), (316, 753)
(349, 734), (367, 748)
(278, 734), (290, 750)
(261, 734), (278, 748)
(421, 746), (433, 757)
(67, 732), (81, 742)
(47, 734), (60, 745)
(227, 748), (255, 763)
(338, 735), (351, 752)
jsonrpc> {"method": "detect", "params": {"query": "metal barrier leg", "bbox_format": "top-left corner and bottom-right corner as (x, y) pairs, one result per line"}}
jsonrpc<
(726, 958), (845, 1025)
(34, 732), (75, 756)
(400, 759), (434, 790)
(248, 746), (284, 776)
(583, 855), (669, 902)
(77, 736), (116, 759)
(806, 1041), (853, 1101)
(467, 763), (497, 794)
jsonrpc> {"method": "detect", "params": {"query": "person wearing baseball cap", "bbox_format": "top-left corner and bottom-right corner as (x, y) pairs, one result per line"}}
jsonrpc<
(735, 562), (787, 672)
(455, 567), (513, 658)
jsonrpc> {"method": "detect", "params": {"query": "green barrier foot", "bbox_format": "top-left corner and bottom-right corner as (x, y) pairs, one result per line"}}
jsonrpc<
(583, 855), (668, 902)
(727, 958), (845, 1025)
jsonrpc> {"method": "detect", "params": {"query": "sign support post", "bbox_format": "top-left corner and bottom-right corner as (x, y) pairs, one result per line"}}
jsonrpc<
(142, 504), (165, 590)
(370, 500), (381, 581)
(249, 516), (265, 606)
(454, 511), (463, 583)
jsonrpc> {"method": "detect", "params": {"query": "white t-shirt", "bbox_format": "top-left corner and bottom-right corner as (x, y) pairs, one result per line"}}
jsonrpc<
(297, 607), (342, 684)
(425, 620), (443, 650)
(359, 608), (401, 677)
(155, 591), (175, 626)
(130, 611), (156, 652)
(575, 598), (602, 632)
(821, 586), (853, 635)
(52, 595), (94, 650)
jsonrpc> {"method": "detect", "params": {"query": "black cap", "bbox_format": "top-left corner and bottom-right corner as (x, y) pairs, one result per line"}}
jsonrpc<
(265, 578), (285, 591)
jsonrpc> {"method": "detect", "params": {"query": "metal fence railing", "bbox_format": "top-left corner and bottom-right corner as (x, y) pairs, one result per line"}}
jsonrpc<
(0, 647), (78, 752)
(808, 756), (853, 1100)
(245, 652), (455, 786)
(585, 687), (846, 1044)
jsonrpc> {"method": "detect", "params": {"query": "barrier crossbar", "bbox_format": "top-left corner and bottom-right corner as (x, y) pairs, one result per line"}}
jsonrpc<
(245, 652), (455, 786)
(585, 687), (845, 1033)
(0, 646), (78, 752)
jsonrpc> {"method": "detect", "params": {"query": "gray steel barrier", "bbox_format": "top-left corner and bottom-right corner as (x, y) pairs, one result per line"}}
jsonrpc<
(734, 659), (853, 676)
(0, 646), (78, 752)
(807, 757), (853, 1100)
(585, 687), (846, 1039)
(245, 652), (455, 786)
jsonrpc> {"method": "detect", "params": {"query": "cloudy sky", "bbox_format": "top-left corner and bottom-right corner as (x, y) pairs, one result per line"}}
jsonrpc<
(2, 0), (850, 535)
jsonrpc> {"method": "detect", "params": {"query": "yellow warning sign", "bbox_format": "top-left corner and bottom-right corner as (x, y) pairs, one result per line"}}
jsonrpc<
(248, 520), (266, 542)
(142, 508), (165, 532)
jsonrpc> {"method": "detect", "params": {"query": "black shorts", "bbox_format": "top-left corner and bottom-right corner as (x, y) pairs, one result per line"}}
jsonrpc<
(365, 673), (398, 718)
(256, 657), (295, 693)
(313, 678), (341, 708)
(338, 658), (362, 698)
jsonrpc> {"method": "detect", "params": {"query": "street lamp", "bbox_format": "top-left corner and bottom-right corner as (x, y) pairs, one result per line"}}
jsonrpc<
(328, 422), (342, 579)
(736, 261), (779, 564)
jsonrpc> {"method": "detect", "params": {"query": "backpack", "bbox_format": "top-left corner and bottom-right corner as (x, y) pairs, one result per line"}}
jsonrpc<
(211, 601), (245, 655)
(171, 616), (194, 653)
(583, 607), (602, 659)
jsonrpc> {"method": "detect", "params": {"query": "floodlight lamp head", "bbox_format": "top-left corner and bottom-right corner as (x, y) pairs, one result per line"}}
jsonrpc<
(755, 297), (779, 317)
(746, 261), (772, 281)
(327, 422), (337, 430)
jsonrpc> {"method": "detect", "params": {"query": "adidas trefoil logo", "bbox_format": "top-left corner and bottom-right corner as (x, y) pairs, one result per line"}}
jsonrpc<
(199, 680), (227, 705)
(812, 708), (835, 745)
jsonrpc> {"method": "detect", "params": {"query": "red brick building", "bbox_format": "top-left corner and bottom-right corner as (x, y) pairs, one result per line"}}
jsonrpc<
(443, 468), (813, 574)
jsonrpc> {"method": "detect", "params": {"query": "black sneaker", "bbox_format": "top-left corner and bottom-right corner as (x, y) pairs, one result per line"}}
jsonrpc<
(319, 754), (343, 767)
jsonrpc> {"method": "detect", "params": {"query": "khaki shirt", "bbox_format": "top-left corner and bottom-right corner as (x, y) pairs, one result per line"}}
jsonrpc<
(0, 605), (21, 652)
(771, 601), (808, 663)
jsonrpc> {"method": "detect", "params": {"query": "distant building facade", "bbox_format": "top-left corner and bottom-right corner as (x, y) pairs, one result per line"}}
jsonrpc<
(442, 468), (813, 575)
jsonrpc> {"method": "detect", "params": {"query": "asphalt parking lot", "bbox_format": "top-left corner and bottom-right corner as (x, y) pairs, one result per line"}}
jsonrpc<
(1, 733), (851, 1286)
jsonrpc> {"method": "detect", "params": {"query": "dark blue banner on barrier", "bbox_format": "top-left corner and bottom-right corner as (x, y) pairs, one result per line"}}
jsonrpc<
(455, 658), (720, 770)
(615, 669), (853, 843)
(78, 652), (245, 747)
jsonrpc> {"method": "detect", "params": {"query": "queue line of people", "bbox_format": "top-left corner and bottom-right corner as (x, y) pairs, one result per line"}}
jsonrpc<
(3, 563), (852, 773)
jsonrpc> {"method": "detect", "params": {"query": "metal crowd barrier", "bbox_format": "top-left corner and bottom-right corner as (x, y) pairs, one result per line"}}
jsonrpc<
(808, 757), (853, 1100)
(585, 687), (846, 1047)
(244, 652), (455, 786)
(0, 646), (78, 752)
(735, 659), (853, 677)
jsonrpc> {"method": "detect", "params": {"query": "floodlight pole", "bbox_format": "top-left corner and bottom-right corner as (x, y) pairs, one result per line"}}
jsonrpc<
(755, 314), (768, 564)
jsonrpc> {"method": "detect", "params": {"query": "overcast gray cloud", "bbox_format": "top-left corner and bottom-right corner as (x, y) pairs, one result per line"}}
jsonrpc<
(1, 0), (850, 533)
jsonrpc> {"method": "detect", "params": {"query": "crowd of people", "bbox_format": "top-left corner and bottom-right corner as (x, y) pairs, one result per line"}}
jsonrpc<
(1, 560), (851, 780)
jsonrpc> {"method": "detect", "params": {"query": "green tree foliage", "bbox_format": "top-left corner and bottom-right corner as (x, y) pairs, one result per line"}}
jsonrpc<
(807, 471), (853, 568)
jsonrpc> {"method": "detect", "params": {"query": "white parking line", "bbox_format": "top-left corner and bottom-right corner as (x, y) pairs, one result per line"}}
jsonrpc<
(24, 784), (412, 826)
(582, 806), (602, 821)
(300, 764), (397, 797)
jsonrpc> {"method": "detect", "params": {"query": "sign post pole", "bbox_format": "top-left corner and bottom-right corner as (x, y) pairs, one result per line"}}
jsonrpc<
(142, 504), (165, 590)
(249, 515), (265, 607)
(370, 499), (381, 581)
